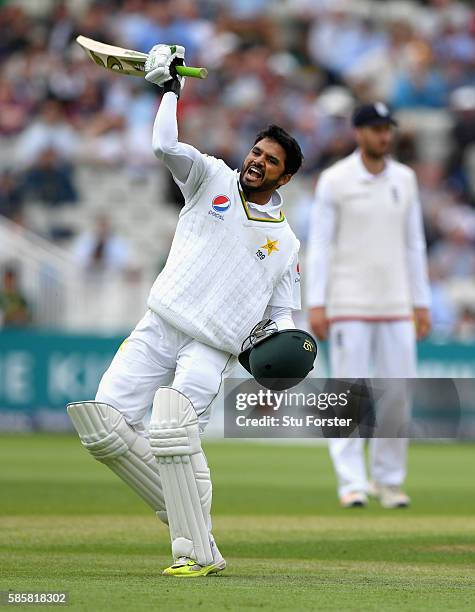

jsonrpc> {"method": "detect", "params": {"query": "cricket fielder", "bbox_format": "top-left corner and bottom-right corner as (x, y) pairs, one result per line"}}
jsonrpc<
(307, 103), (431, 509)
(67, 44), (304, 576)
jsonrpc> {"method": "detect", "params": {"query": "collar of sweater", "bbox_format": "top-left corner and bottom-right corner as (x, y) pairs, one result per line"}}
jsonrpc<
(246, 192), (282, 219)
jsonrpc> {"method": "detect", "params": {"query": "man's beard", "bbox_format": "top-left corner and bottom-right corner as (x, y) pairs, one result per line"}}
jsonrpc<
(239, 169), (276, 195)
(240, 172), (262, 194)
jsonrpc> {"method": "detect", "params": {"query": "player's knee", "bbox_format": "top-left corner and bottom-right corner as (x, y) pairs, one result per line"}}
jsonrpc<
(67, 401), (135, 462)
(149, 387), (202, 457)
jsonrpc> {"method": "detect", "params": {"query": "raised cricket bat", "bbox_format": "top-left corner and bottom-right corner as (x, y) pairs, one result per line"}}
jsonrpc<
(76, 35), (208, 79)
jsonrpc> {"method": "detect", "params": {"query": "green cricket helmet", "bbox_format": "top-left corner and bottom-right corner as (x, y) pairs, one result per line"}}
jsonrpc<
(238, 319), (317, 391)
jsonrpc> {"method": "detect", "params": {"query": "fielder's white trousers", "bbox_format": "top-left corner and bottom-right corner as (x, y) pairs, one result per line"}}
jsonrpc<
(96, 310), (235, 432)
(328, 320), (416, 497)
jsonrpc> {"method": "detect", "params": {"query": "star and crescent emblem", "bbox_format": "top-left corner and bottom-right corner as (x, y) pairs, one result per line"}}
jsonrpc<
(260, 238), (279, 256)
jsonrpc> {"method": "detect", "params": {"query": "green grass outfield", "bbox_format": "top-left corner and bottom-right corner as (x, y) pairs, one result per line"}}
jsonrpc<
(0, 436), (474, 611)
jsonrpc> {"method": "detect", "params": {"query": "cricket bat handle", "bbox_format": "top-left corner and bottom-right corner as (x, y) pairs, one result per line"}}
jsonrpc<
(176, 66), (208, 79)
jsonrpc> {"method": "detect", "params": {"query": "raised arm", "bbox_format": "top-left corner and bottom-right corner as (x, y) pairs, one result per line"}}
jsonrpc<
(146, 44), (209, 192)
(152, 91), (204, 184)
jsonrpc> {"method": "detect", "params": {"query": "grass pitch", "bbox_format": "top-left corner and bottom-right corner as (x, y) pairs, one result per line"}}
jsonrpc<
(0, 436), (474, 611)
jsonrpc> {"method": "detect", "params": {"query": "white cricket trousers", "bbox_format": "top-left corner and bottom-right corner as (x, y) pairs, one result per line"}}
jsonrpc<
(328, 320), (416, 496)
(96, 310), (235, 433)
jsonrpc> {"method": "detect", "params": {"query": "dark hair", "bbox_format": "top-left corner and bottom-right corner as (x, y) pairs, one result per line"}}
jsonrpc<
(254, 125), (304, 175)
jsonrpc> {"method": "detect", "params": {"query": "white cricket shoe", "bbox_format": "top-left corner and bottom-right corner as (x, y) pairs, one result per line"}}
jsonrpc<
(370, 482), (410, 508)
(339, 491), (368, 508)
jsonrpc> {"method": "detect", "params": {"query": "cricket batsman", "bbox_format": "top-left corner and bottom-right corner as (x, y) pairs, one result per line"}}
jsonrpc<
(67, 44), (308, 576)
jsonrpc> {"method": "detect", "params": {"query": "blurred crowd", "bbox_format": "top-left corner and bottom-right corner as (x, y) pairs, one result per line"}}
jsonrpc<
(0, 0), (474, 338)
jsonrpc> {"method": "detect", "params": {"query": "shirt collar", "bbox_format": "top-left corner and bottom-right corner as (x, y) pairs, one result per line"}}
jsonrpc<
(237, 172), (283, 219)
(353, 149), (392, 182)
(247, 192), (283, 219)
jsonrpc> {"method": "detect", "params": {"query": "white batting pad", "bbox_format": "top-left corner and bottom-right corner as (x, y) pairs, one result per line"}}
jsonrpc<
(149, 387), (214, 566)
(67, 402), (167, 521)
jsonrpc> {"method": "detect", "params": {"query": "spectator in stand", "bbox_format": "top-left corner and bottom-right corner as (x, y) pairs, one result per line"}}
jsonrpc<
(446, 86), (475, 199)
(0, 264), (31, 327)
(391, 41), (448, 109)
(0, 80), (32, 136)
(68, 78), (105, 131)
(428, 261), (457, 337)
(113, 0), (151, 52)
(0, 5), (30, 57)
(46, 1), (75, 54)
(430, 206), (475, 280)
(22, 147), (78, 206)
(345, 19), (415, 103)
(432, 8), (475, 70)
(129, 0), (199, 60)
(455, 307), (475, 341)
(73, 214), (131, 274)
(307, 4), (385, 83)
(0, 170), (24, 220)
(75, 1), (109, 46)
(11, 98), (79, 206)
(15, 98), (79, 167)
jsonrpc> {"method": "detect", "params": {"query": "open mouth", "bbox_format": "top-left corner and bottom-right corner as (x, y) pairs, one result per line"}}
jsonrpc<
(245, 165), (264, 181)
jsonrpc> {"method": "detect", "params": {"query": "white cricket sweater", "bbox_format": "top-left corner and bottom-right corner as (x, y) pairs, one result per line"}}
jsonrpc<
(306, 151), (430, 320)
(146, 92), (301, 353)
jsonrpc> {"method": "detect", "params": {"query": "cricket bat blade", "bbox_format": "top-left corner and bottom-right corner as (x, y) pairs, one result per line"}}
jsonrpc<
(76, 36), (208, 79)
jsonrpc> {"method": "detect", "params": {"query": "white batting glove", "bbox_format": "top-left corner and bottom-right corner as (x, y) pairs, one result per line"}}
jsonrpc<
(145, 44), (186, 92)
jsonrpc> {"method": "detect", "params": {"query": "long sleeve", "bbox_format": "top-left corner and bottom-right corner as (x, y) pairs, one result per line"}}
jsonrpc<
(406, 177), (431, 307)
(305, 174), (336, 308)
(152, 92), (209, 194)
(269, 306), (295, 330)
